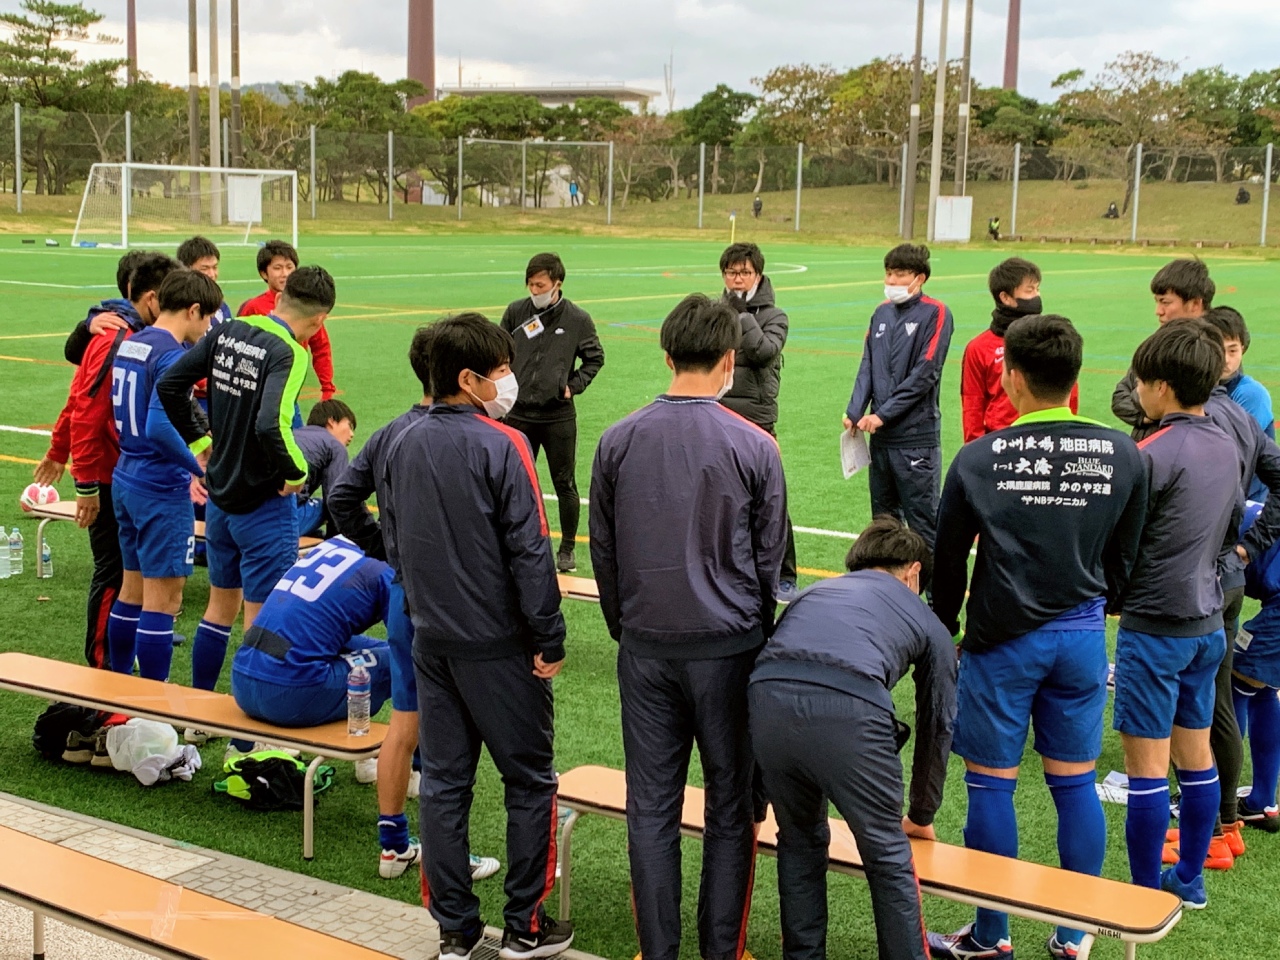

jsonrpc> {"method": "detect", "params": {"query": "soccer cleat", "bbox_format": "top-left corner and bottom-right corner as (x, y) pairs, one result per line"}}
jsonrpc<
(440, 927), (483, 960)
(1221, 821), (1247, 857)
(183, 728), (210, 745)
(470, 853), (501, 880)
(1046, 934), (1081, 959)
(355, 758), (378, 784)
(407, 769), (421, 800)
(498, 918), (574, 960)
(776, 581), (800, 604)
(378, 839), (421, 879)
(927, 923), (1014, 959)
(1238, 798), (1280, 833)
(1160, 866), (1207, 909)
(62, 730), (97, 764)
(90, 731), (113, 768)
(555, 549), (576, 574)
(1161, 837), (1233, 871)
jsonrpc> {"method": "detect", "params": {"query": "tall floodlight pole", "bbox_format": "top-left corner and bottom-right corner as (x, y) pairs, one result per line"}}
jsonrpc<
(955, 0), (974, 194)
(230, 0), (242, 165)
(126, 0), (138, 84)
(187, 0), (201, 223)
(926, 0), (951, 242)
(903, 0), (926, 239)
(1003, 0), (1021, 90)
(209, 0), (222, 226)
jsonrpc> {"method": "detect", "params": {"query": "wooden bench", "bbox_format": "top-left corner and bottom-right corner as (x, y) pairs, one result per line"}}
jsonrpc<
(557, 574), (600, 603)
(556, 765), (1182, 960)
(0, 652), (386, 861)
(26, 500), (324, 578)
(0, 825), (394, 960)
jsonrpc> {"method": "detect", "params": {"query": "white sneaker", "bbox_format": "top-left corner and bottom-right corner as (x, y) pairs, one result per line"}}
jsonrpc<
(469, 853), (500, 880)
(407, 769), (421, 799)
(183, 728), (210, 745)
(379, 840), (421, 879)
(355, 757), (378, 783)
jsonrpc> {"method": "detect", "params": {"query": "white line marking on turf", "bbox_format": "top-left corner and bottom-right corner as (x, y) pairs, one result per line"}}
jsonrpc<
(0, 425), (52, 437)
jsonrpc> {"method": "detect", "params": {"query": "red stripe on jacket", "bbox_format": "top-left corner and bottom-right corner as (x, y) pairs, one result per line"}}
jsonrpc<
(918, 295), (949, 362)
(477, 417), (550, 537)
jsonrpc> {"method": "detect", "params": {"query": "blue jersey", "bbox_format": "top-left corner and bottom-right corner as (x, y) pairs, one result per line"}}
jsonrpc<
(233, 537), (394, 687)
(112, 326), (203, 498)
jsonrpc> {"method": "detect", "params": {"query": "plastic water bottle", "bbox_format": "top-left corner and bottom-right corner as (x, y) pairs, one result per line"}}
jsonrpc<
(0, 532), (9, 579)
(347, 661), (371, 736)
(9, 529), (23, 576)
(38, 540), (51, 579)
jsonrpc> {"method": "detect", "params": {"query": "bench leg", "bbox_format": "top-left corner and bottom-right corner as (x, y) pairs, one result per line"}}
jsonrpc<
(303, 754), (325, 860)
(32, 910), (45, 960)
(558, 810), (580, 921)
(1075, 933), (1095, 960)
(35, 518), (51, 579)
(1125, 943), (1137, 960)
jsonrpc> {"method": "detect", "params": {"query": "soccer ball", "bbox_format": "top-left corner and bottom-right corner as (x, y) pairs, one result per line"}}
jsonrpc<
(20, 483), (60, 512)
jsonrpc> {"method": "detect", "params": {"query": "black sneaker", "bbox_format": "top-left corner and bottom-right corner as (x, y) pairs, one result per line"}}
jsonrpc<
(499, 918), (574, 959)
(556, 549), (576, 574)
(1239, 797), (1280, 833)
(90, 730), (113, 768)
(440, 926), (483, 960)
(62, 730), (96, 764)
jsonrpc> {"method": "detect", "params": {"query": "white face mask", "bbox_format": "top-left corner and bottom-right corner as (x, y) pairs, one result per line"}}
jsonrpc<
(530, 287), (557, 310)
(884, 284), (914, 305)
(469, 372), (520, 420)
(716, 369), (734, 401)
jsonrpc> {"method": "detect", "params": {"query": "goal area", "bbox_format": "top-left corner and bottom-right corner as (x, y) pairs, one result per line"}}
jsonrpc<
(73, 163), (298, 249)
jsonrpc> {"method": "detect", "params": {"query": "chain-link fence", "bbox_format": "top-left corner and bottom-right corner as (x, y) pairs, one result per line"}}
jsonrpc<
(4, 105), (1279, 247)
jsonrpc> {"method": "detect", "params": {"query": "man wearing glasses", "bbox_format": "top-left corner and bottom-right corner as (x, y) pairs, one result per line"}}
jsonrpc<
(720, 243), (797, 599)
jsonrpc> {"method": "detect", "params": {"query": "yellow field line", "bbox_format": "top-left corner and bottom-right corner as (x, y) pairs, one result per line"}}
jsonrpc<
(0, 354), (67, 366)
(0, 454), (39, 465)
(0, 333), (69, 341)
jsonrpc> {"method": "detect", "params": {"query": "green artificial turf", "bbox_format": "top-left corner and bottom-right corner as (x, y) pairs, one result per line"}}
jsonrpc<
(1, 233), (1278, 959)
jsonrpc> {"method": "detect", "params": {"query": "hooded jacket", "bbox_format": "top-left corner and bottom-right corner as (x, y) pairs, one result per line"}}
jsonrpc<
(501, 294), (605, 423)
(719, 276), (789, 429)
(64, 299), (144, 366)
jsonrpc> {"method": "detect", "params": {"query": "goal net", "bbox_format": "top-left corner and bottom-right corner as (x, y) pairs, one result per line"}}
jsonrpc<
(73, 163), (298, 249)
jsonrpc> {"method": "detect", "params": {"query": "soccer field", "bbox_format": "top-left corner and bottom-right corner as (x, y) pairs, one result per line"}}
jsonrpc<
(1, 234), (1279, 959)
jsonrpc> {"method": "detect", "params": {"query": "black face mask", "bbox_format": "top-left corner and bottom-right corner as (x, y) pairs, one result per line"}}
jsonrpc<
(1012, 295), (1042, 316)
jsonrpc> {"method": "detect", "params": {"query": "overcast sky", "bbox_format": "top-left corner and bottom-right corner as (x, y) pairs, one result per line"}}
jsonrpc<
(5, 0), (1280, 108)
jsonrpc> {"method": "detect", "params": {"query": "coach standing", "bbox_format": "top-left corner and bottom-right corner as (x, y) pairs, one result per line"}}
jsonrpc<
(590, 294), (787, 960)
(750, 518), (955, 960)
(502, 253), (605, 575)
(719, 242), (798, 599)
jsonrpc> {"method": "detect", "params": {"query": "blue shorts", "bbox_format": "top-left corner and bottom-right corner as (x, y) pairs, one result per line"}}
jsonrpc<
(1113, 628), (1225, 738)
(1233, 620), (1280, 689)
(231, 637), (393, 727)
(953, 624), (1108, 768)
(205, 495), (299, 603)
(114, 487), (194, 580)
(386, 579), (416, 712)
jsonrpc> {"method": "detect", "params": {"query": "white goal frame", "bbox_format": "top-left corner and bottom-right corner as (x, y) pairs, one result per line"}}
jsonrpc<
(72, 162), (299, 249)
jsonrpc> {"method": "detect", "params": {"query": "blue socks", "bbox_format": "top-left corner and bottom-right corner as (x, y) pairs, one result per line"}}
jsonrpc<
(379, 813), (410, 854)
(134, 610), (174, 681)
(107, 601), (142, 675)
(1125, 776), (1170, 889)
(1247, 688), (1280, 812)
(1174, 767), (1219, 885)
(1047, 771), (1106, 947)
(1234, 679), (1258, 739)
(963, 771), (1017, 946)
(192, 620), (233, 690)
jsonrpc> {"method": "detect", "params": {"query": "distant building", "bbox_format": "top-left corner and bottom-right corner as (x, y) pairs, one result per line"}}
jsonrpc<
(439, 82), (660, 111)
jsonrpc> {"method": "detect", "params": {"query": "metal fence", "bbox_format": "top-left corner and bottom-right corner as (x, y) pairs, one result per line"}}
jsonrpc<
(4, 104), (1278, 247)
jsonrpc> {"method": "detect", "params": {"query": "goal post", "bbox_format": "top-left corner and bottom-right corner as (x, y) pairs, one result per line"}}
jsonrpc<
(73, 162), (299, 249)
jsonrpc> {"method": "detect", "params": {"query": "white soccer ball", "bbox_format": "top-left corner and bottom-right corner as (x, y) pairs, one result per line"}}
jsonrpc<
(20, 483), (60, 512)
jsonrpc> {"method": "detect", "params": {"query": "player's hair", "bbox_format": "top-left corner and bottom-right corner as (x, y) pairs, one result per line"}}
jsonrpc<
(1201, 306), (1250, 353)
(129, 254), (183, 303)
(176, 235), (220, 268)
(1003, 314), (1082, 402)
(429, 313), (515, 399)
(660, 293), (741, 373)
(307, 399), (357, 430)
(884, 243), (931, 279)
(115, 249), (155, 298)
(409, 323), (437, 396)
(846, 516), (933, 593)
(525, 253), (565, 284)
(156, 269), (223, 316)
(1150, 259), (1214, 308)
(719, 242), (765, 275)
(277, 266), (336, 317)
(257, 239), (299, 275)
(1132, 319), (1224, 408)
(988, 257), (1041, 304)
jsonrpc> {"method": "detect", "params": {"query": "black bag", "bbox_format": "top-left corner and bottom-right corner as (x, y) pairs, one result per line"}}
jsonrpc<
(32, 703), (106, 761)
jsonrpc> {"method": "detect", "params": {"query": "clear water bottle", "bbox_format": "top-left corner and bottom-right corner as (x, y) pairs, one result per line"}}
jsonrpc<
(347, 660), (371, 736)
(0, 530), (9, 579)
(9, 528), (23, 576)
(37, 540), (51, 579)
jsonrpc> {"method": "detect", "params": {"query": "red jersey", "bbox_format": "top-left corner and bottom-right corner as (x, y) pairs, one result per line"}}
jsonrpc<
(961, 328), (1078, 443)
(48, 330), (125, 492)
(237, 289), (337, 399)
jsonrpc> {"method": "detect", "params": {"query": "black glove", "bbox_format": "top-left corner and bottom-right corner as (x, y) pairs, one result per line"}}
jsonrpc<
(725, 292), (749, 314)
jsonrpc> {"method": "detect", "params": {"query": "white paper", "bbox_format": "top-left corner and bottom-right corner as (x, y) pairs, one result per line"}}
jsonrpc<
(840, 428), (871, 480)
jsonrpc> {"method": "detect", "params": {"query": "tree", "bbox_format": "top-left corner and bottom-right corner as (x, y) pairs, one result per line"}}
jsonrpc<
(751, 64), (842, 147)
(0, 0), (125, 193)
(676, 84), (755, 193)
